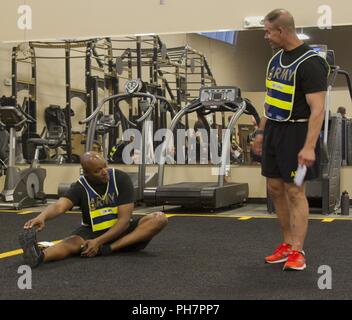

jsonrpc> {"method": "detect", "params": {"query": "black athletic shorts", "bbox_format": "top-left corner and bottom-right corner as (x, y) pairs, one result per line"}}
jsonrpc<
(71, 216), (150, 252)
(261, 120), (320, 183)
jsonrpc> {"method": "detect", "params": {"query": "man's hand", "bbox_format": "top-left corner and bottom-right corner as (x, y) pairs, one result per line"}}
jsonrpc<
(252, 134), (264, 156)
(298, 146), (316, 167)
(80, 239), (100, 257)
(24, 217), (45, 231)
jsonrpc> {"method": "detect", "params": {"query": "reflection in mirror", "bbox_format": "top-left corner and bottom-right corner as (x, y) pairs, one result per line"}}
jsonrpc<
(0, 26), (351, 169)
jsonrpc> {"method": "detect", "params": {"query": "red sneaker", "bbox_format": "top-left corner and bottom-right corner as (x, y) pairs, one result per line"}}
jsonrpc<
(265, 243), (292, 264)
(283, 250), (306, 271)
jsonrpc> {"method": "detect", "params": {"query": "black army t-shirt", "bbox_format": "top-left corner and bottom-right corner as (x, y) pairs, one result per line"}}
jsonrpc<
(63, 169), (134, 226)
(280, 43), (329, 120)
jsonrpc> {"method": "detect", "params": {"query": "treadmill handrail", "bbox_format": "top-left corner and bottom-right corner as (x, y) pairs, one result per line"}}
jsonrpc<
(337, 69), (352, 100)
(79, 93), (157, 125)
(218, 101), (247, 186)
(323, 85), (332, 162)
(113, 98), (154, 129)
(158, 99), (202, 186)
(323, 66), (352, 162)
(323, 66), (340, 162)
(157, 99), (249, 187)
(329, 66), (352, 100)
(82, 92), (156, 152)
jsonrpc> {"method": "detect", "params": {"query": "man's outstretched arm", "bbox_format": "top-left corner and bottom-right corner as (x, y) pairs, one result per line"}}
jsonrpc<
(24, 197), (74, 231)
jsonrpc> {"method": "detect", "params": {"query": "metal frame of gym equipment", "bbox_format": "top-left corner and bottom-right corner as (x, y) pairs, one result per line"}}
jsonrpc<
(109, 35), (260, 171)
(0, 105), (46, 209)
(347, 118), (352, 165)
(12, 36), (219, 165)
(158, 44), (218, 129)
(143, 86), (260, 210)
(111, 36), (175, 139)
(110, 36), (217, 130)
(12, 39), (114, 163)
(334, 70), (352, 166)
(11, 44), (37, 137)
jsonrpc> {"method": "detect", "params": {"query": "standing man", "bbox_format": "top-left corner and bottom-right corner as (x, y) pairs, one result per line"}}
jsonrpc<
(253, 9), (329, 270)
(19, 151), (168, 268)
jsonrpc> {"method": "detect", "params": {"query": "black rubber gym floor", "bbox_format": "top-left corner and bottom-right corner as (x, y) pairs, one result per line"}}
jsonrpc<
(0, 212), (351, 300)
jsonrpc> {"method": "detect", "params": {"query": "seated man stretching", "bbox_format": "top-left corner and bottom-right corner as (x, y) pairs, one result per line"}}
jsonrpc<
(19, 151), (168, 268)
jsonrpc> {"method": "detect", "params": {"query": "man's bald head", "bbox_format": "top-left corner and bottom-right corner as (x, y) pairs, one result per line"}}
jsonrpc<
(264, 9), (296, 33)
(81, 151), (108, 182)
(80, 151), (105, 171)
(264, 9), (302, 50)
(80, 152), (109, 184)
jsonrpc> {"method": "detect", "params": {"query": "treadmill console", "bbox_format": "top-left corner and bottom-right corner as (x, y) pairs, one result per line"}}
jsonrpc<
(310, 44), (335, 66)
(199, 86), (241, 106)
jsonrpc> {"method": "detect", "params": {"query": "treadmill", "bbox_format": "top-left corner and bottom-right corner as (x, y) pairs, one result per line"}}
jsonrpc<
(59, 79), (165, 202)
(144, 86), (260, 209)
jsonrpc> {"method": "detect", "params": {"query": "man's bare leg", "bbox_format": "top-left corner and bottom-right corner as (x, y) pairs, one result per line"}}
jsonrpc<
(42, 212), (167, 261)
(267, 178), (293, 245)
(42, 235), (85, 262)
(109, 212), (168, 252)
(284, 183), (309, 251)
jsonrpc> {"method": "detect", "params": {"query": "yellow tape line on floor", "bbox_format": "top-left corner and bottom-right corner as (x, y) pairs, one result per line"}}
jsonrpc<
(0, 248), (24, 259)
(164, 213), (232, 218)
(0, 240), (61, 260)
(0, 210), (80, 215)
(17, 211), (79, 215)
(17, 211), (36, 215)
(163, 213), (351, 221)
